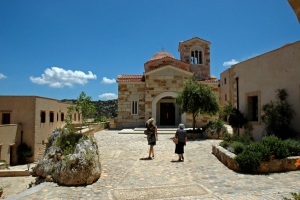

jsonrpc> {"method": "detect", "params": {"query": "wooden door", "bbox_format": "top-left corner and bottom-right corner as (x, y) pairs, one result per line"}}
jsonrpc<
(160, 103), (175, 126)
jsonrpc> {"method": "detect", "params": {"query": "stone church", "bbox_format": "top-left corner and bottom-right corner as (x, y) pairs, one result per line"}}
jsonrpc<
(117, 37), (219, 128)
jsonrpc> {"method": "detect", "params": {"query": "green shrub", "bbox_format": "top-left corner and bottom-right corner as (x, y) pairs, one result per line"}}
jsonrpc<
(245, 142), (271, 161)
(222, 133), (234, 143)
(231, 141), (245, 155)
(283, 139), (300, 156)
(233, 134), (253, 145)
(0, 160), (9, 169)
(229, 108), (247, 129)
(219, 141), (230, 148)
(56, 132), (84, 155)
(261, 89), (296, 139)
(283, 191), (300, 200)
(262, 135), (290, 159)
(17, 143), (33, 163)
(221, 133), (253, 145)
(206, 119), (225, 133)
(93, 116), (107, 123)
(234, 150), (261, 173)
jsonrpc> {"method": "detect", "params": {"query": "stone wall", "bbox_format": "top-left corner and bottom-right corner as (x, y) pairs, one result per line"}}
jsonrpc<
(212, 144), (300, 173)
(117, 82), (146, 128)
(144, 66), (190, 125)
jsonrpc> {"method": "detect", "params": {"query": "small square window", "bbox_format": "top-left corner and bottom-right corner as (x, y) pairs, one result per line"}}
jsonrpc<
(41, 111), (46, 123)
(50, 112), (54, 122)
(61, 113), (64, 121)
(2, 113), (10, 124)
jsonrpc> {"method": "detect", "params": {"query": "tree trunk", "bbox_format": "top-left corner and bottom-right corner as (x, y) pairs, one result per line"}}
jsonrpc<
(193, 115), (196, 130)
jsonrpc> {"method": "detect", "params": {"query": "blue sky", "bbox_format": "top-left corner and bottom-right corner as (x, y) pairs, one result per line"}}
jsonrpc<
(1, 1), (299, 101)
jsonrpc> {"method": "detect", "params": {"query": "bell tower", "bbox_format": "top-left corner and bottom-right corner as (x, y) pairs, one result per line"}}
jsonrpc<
(178, 37), (211, 80)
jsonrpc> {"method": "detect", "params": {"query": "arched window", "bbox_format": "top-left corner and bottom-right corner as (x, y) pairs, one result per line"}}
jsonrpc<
(190, 46), (203, 64)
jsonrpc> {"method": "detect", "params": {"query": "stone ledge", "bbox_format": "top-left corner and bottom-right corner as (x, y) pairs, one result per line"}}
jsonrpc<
(0, 170), (30, 177)
(212, 144), (300, 173)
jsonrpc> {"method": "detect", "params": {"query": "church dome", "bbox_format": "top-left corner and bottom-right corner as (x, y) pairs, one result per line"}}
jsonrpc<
(149, 51), (174, 61)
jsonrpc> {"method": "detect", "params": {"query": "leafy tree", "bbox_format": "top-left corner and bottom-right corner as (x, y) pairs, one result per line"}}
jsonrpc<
(175, 77), (220, 130)
(67, 92), (97, 132)
(222, 101), (234, 123)
(64, 106), (76, 133)
(229, 108), (247, 134)
(261, 89), (296, 139)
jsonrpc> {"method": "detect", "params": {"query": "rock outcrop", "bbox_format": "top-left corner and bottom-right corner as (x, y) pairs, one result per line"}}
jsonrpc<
(31, 129), (101, 186)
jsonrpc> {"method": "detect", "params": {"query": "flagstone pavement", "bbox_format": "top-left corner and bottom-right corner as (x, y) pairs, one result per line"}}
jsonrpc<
(1, 129), (300, 200)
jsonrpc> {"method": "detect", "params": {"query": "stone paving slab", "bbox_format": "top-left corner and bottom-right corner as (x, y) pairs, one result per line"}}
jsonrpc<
(112, 184), (210, 200)
(0, 129), (299, 199)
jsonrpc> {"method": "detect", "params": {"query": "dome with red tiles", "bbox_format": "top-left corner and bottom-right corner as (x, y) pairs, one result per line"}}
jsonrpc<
(149, 51), (174, 61)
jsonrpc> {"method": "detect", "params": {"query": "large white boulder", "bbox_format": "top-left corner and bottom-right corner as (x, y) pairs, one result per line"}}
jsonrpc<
(31, 129), (101, 186)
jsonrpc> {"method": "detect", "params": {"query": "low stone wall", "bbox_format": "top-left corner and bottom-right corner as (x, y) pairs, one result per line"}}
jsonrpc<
(80, 124), (104, 138)
(0, 170), (30, 177)
(187, 133), (203, 139)
(212, 144), (300, 173)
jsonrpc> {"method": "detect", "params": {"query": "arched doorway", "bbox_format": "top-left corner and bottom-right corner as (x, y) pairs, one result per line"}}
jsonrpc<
(160, 102), (175, 125)
(151, 92), (186, 126)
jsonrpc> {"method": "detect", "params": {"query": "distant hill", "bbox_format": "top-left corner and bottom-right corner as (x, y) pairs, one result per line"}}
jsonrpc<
(60, 99), (118, 118)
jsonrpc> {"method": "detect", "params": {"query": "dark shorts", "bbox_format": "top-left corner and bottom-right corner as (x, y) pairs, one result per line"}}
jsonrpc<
(175, 142), (185, 154)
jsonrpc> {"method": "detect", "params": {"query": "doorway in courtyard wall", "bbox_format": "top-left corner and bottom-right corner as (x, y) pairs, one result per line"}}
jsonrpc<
(160, 103), (175, 126)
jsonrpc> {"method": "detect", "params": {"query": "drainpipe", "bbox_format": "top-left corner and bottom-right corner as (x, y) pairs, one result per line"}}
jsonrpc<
(235, 77), (240, 135)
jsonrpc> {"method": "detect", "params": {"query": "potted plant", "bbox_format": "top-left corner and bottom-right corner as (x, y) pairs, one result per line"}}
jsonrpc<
(0, 186), (3, 197)
(17, 143), (33, 164)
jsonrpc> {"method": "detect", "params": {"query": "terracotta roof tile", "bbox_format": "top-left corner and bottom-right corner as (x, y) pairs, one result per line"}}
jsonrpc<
(202, 79), (219, 83)
(117, 75), (144, 82)
(149, 52), (174, 61)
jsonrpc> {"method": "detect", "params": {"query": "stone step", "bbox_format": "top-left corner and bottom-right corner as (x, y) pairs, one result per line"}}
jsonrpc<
(34, 144), (46, 162)
(119, 127), (189, 134)
(119, 129), (177, 134)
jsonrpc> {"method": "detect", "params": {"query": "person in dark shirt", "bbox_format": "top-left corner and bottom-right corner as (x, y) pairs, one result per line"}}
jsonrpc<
(145, 118), (158, 159)
(174, 123), (187, 162)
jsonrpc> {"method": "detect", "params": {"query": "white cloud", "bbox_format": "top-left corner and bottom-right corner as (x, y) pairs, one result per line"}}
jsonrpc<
(0, 73), (7, 79)
(98, 93), (117, 100)
(101, 77), (116, 84)
(30, 67), (97, 88)
(223, 59), (239, 66)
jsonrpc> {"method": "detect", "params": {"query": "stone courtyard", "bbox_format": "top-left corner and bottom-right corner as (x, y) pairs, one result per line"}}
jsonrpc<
(1, 129), (300, 199)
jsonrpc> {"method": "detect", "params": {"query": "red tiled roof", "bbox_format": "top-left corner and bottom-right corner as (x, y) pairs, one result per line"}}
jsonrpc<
(117, 75), (144, 82)
(149, 52), (175, 61)
(202, 79), (219, 83)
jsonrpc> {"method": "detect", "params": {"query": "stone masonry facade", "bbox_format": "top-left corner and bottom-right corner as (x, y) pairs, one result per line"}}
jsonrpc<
(117, 37), (219, 128)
